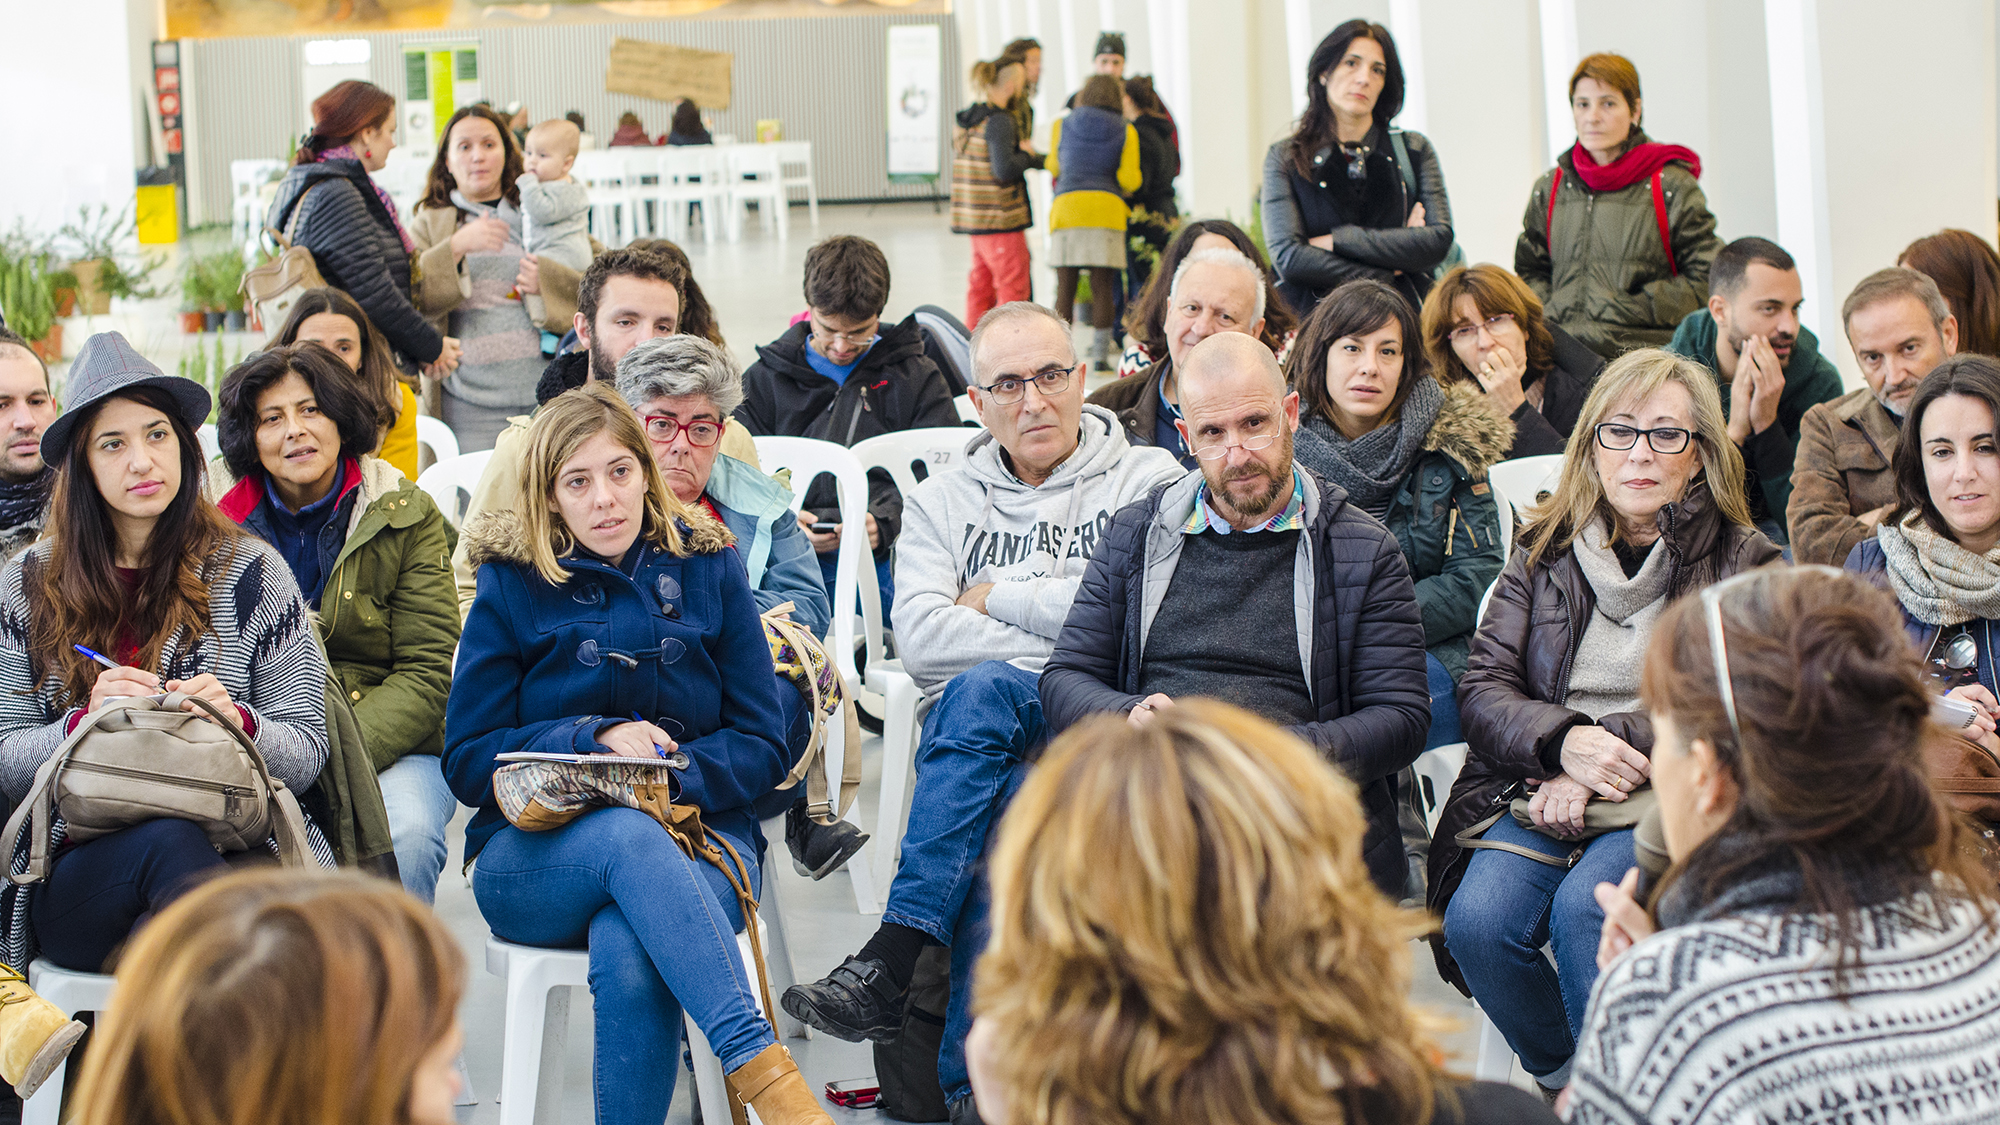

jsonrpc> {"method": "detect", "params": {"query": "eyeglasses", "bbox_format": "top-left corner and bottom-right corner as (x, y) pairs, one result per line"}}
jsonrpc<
(642, 416), (722, 447)
(1595, 423), (1692, 455)
(1446, 312), (1517, 345)
(1700, 565), (1846, 750)
(1192, 431), (1280, 461)
(810, 316), (879, 345)
(977, 365), (1076, 405)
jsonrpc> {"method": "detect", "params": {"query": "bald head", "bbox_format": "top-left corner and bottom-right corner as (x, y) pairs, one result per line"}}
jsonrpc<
(1180, 332), (1286, 411)
(1175, 333), (1300, 529)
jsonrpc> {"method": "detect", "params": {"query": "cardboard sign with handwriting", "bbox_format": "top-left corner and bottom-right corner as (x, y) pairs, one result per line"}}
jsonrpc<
(605, 38), (733, 109)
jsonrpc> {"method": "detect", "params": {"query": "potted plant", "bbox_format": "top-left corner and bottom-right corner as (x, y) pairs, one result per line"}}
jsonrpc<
(58, 204), (162, 313)
(0, 251), (60, 362)
(179, 259), (209, 334)
(207, 252), (248, 331)
(48, 265), (78, 318)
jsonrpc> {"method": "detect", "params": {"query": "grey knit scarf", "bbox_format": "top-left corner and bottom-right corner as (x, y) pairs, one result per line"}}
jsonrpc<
(1292, 375), (1442, 519)
(1875, 512), (2000, 626)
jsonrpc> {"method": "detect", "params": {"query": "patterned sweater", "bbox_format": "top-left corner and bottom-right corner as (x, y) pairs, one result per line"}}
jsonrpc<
(1568, 870), (2000, 1125)
(0, 536), (336, 966)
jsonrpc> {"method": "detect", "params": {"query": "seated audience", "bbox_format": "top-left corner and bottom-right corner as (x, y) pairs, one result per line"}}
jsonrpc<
(608, 110), (653, 147)
(1431, 347), (1778, 1099)
(445, 384), (826, 1125)
(1788, 268), (1958, 565)
(968, 701), (1558, 1125)
(1042, 331), (1431, 896)
(736, 235), (959, 619)
(0, 328), (58, 560)
(1515, 53), (1721, 358)
(780, 302), (1182, 1121)
(1570, 566), (2000, 1123)
(215, 344), (460, 904)
(1421, 264), (1604, 459)
(1047, 74), (1141, 367)
(1290, 279), (1507, 761)
(70, 868), (466, 1125)
(1901, 228), (2000, 357)
(1113, 218), (1298, 380)
(1090, 245), (1270, 467)
(272, 287), (421, 479)
(664, 99), (713, 146)
(0, 333), (337, 973)
(1665, 237), (1842, 542)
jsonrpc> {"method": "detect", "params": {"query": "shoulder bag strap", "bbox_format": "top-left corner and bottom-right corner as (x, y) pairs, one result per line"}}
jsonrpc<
(174, 692), (315, 867)
(5, 702), (138, 885)
(1388, 128), (1418, 210)
(1651, 170), (1679, 276)
(1545, 167), (1563, 253)
(763, 607), (862, 823)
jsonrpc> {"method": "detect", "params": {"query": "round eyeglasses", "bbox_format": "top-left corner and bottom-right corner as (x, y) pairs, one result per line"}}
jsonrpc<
(642, 416), (722, 447)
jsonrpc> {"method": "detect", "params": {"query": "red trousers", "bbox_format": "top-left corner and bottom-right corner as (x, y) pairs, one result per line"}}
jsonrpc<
(966, 230), (1031, 331)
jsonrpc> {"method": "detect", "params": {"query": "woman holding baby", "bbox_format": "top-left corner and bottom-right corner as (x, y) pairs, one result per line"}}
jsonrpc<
(410, 104), (599, 452)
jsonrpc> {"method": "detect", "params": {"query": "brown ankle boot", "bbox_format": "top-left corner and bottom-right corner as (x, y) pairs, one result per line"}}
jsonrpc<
(725, 1043), (833, 1125)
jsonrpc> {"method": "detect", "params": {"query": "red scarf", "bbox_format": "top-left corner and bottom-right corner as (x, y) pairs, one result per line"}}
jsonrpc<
(1567, 140), (1701, 193)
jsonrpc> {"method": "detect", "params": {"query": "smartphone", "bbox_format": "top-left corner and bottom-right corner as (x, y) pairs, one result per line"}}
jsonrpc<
(810, 522), (839, 533)
(824, 1080), (879, 1108)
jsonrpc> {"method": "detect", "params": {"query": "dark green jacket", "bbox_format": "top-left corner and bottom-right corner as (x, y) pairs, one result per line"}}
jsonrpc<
(1514, 134), (1722, 358)
(1665, 309), (1844, 538)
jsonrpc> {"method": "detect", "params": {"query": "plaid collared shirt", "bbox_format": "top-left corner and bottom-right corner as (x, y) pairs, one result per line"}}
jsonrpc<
(1181, 468), (1307, 535)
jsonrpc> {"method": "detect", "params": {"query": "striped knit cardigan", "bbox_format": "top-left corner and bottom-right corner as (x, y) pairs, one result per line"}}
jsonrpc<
(0, 537), (337, 967)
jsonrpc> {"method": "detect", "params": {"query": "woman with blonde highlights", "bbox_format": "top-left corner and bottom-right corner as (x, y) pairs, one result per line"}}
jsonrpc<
(967, 700), (1556, 1125)
(70, 868), (465, 1125)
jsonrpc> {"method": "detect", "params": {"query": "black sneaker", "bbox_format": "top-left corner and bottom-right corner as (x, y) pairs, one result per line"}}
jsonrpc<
(785, 803), (869, 880)
(949, 1094), (988, 1125)
(780, 956), (905, 1044)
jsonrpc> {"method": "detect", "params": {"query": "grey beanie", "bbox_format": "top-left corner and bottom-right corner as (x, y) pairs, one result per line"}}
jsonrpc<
(42, 332), (212, 464)
(1094, 32), (1126, 58)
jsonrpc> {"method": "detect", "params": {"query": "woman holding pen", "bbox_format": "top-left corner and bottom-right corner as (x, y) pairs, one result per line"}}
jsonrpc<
(442, 384), (823, 1125)
(0, 332), (336, 973)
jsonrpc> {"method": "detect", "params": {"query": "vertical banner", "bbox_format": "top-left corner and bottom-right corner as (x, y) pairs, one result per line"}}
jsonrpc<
(886, 24), (942, 183)
(148, 41), (185, 243)
(403, 44), (481, 147)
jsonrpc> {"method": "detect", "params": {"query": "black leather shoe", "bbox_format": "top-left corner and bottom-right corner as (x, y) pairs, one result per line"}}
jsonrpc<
(949, 1094), (987, 1125)
(785, 803), (869, 880)
(780, 956), (905, 1044)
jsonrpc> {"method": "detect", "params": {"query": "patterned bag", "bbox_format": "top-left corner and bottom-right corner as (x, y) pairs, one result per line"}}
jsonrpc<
(762, 601), (861, 826)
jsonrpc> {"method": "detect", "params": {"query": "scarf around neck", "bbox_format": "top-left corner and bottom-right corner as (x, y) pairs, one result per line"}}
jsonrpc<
(0, 465), (54, 537)
(1573, 516), (1673, 622)
(1568, 138), (1702, 193)
(1293, 374), (1442, 519)
(316, 145), (415, 252)
(1874, 512), (2000, 626)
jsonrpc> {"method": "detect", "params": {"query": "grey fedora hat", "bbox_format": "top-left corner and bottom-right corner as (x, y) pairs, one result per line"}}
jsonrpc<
(42, 332), (212, 465)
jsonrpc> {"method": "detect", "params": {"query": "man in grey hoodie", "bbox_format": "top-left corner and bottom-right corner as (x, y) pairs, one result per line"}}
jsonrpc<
(782, 302), (1183, 1122)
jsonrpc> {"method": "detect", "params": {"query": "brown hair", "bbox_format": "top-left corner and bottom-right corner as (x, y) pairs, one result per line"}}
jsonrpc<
(295, 80), (395, 166)
(1639, 567), (1995, 981)
(216, 343), (382, 482)
(1568, 52), (1643, 120)
(1420, 265), (1555, 390)
(802, 235), (891, 322)
(623, 240), (722, 349)
(420, 104), (524, 211)
(968, 55), (1025, 94)
(1124, 220), (1296, 362)
(1889, 354), (2000, 540)
(271, 287), (404, 439)
(70, 868), (465, 1125)
(1074, 74), (1124, 113)
(1285, 278), (1424, 433)
(669, 99), (704, 138)
(975, 700), (1445, 1125)
(1123, 75), (1169, 119)
(576, 246), (687, 334)
(1900, 229), (2000, 357)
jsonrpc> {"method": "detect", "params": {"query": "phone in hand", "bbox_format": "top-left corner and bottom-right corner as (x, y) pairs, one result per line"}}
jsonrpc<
(810, 522), (838, 534)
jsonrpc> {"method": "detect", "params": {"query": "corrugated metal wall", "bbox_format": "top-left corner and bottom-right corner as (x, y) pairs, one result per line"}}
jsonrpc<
(183, 12), (961, 226)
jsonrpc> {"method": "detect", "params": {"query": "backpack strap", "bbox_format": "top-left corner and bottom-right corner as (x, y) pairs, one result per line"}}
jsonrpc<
(1544, 167), (1563, 252)
(3, 705), (123, 886)
(762, 604), (862, 824)
(1651, 170), (1679, 276)
(1388, 128), (1418, 210)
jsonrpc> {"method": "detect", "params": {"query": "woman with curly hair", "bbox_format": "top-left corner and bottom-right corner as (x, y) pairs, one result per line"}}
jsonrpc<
(966, 699), (1556, 1125)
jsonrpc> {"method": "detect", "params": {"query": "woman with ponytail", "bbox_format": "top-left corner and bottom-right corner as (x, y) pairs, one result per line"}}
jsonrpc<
(1570, 565), (2000, 1123)
(951, 55), (1038, 330)
(268, 81), (460, 379)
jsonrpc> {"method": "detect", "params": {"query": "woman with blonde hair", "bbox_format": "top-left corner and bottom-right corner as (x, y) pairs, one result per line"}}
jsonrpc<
(70, 867), (465, 1125)
(966, 699), (1555, 1125)
(445, 383), (824, 1125)
(1428, 348), (1778, 1100)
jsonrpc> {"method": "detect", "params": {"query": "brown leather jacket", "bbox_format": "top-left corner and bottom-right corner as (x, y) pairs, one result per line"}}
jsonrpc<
(1786, 386), (1903, 567)
(1425, 481), (1780, 994)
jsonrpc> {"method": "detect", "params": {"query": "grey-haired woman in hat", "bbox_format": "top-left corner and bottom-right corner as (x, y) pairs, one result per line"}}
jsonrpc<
(0, 332), (336, 973)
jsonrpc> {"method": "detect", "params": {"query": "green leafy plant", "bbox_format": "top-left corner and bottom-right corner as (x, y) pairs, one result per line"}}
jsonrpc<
(0, 251), (57, 344)
(57, 204), (163, 302)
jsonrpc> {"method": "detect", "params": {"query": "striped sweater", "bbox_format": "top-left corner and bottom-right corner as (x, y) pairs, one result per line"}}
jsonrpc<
(0, 536), (336, 966)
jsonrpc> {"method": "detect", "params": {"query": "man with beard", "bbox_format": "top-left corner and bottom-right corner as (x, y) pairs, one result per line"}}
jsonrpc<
(0, 328), (57, 560)
(1788, 267), (1959, 565)
(1039, 331), (1430, 897)
(1665, 236), (1842, 543)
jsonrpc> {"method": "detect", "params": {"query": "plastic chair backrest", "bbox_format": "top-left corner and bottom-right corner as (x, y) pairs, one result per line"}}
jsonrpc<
(847, 427), (977, 671)
(415, 450), (493, 529)
(954, 395), (980, 425)
(413, 414), (459, 464)
(1486, 454), (1564, 524)
(750, 436), (869, 690)
(727, 146), (784, 180)
(572, 150), (627, 186)
(196, 423), (222, 465)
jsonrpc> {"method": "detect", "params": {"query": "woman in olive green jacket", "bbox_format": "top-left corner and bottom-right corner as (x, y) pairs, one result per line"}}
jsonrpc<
(216, 344), (461, 903)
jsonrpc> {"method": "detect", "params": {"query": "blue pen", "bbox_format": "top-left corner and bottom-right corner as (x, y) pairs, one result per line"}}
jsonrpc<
(631, 712), (669, 759)
(73, 644), (119, 671)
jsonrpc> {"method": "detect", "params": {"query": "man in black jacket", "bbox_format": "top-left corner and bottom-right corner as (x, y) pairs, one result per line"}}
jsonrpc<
(736, 235), (959, 619)
(1040, 332), (1430, 893)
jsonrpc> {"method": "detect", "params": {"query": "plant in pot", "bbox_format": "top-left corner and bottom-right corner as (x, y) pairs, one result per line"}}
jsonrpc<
(47, 266), (78, 318)
(59, 204), (163, 314)
(0, 251), (61, 362)
(207, 252), (248, 331)
(178, 259), (210, 334)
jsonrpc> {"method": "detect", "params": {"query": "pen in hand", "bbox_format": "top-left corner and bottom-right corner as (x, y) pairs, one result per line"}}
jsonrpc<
(73, 645), (118, 671)
(631, 712), (669, 759)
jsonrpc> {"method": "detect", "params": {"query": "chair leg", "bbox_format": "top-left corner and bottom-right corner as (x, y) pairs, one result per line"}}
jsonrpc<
(757, 818), (808, 1041)
(685, 1017), (737, 1125)
(866, 674), (921, 902)
(496, 962), (570, 1125)
(1473, 1002), (1516, 1082)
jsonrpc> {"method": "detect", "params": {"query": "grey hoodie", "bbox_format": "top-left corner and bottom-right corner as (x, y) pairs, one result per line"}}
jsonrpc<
(894, 404), (1185, 695)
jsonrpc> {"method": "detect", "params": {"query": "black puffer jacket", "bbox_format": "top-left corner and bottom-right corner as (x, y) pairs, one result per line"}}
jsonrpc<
(735, 314), (959, 556)
(267, 160), (443, 366)
(1425, 482), (1779, 992)
(1040, 467), (1431, 893)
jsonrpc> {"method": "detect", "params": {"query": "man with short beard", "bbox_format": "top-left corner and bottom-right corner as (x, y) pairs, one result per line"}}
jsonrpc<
(0, 328), (58, 560)
(1039, 332), (1431, 896)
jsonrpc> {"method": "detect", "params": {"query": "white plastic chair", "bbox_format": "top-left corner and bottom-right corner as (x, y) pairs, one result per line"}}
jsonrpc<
(749, 436), (877, 913)
(770, 141), (819, 226)
(196, 422), (222, 465)
(953, 394), (980, 425)
(723, 146), (789, 242)
(573, 150), (643, 248)
(846, 427), (980, 903)
(230, 158), (286, 243)
(416, 449), (493, 530)
(23, 961), (113, 1125)
(413, 414), (459, 465)
(1486, 454), (1564, 525)
(654, 148), (728, 245)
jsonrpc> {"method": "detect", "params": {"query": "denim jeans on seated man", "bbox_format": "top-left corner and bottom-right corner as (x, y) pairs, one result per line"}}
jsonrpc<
(1441, 817), (1636, 1088)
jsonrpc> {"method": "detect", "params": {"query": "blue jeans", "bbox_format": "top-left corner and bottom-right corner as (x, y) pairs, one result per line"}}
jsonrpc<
(1424, 652), (1462, 751)
(818, 549), (895, 632)
(472, 807), (771, 1125)
(378, 753), (458, 903)
(1442, 815), (1636, 1086)
(31, 818), (227, 971)
(882, 661), (1042, 1107)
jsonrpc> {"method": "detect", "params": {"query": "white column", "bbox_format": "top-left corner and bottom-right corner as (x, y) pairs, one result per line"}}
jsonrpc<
(1386, 0), (1426, 134)
(1537, 0), (1577, 165)
(1056, 0), (1082, 103)
(1098, 0), (1118, 35)
(1763, 0), (1832, 343)
(1147, 0), (1176, 110)
(1285, 0), (1314, 118)
(975, 0), (998, 60)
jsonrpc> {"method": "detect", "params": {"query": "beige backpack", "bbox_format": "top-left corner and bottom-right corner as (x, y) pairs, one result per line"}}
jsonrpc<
(240, 185), (327, 338)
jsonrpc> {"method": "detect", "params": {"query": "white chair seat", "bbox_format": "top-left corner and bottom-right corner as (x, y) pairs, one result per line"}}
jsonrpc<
(416, 450), (493, 529)
(23, 961), (114, 1125)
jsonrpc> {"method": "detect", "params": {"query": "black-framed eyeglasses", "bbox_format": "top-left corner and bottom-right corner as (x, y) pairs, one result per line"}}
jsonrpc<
(1446, 312), (1517, 345)
(977, 364), (1077, 405)
(642, 416), (722, 446)
(1594, 423), (1692, 455)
